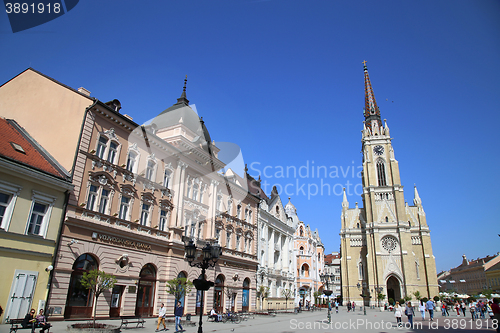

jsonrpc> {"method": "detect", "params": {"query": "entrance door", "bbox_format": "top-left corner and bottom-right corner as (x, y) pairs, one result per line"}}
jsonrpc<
(213, 275), (224, 313)
(135, 264), (156, 317)
(109, 285), (123, 317)
(6, 270), (37, 320)
(386, 276), (401, 303)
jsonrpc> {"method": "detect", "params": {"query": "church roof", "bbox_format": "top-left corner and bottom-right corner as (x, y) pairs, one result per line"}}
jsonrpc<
(363, 60), (382, 130)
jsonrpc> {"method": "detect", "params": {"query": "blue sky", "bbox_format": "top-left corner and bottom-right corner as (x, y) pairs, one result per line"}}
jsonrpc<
(1, 0), (499, 273)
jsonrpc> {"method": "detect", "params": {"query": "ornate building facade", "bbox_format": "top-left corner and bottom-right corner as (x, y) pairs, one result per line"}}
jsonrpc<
(340, 63), (439, 306)
(0, 69), (258, 320)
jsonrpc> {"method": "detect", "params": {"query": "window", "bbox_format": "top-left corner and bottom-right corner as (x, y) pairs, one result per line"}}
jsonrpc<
(27, 203), (47, 235)
(237, 205), (241, 219)
(215, 228), (221, 244)
(216, 194), (222, 211)
(99, 189), (110, 214)
(140, 203), (150, 226)
(0, 181), (21, 230)
(226, 231), (231, 248)
(107, 141), (118, 164)
(126, 151), (137, 173)
(199, 185), (205, 203)
(376, 159), (387, 186)
(358, 262), (364, 280)
(186, 179), (192, 198)
(145, 160), (155, 181)
(119, 196), (130, 220)
(86, 185), (98, 211)
(192, 183), (199, 201)
(159, 210), (168, 231)
(96, 136), (108, 159)
(236, 235), (241, 251)
(163, 169), (172, 188)
(25, 191), (55, 238)
(300, 246), (304, 255)
(248, 209), (252, 223)
(0, 192), (12, 226)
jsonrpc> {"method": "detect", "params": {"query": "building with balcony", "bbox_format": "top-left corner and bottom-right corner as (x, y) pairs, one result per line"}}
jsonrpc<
(0, 69), (258, 320)
(323, 252), (341, 299)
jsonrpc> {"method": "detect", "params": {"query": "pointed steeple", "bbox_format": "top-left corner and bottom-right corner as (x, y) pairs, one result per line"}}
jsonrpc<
(342, 188), (349, 208)
(363, 61), (382, 132)
(175, 75), (189, 106)
(413, 185), (422, 205)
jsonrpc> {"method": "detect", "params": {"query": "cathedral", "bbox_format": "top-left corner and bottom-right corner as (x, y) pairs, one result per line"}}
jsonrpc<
(340, 62), (439, 306)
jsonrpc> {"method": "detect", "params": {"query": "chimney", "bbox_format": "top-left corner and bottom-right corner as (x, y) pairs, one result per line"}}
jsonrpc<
(78, 87), (91, 96)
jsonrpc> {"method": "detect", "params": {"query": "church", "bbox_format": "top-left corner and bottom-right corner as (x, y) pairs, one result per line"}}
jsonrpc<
(340, 62), (439, 306)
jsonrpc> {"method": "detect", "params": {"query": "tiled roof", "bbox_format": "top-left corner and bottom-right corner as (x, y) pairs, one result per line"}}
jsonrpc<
(0, 118), (66, 178)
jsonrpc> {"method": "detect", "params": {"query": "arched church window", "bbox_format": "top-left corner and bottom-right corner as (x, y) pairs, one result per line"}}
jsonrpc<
(385, 217), (388, 222)
(358, 262), (364, 280)
(300, 227), (303, 236)
(376, 159), (387, 186)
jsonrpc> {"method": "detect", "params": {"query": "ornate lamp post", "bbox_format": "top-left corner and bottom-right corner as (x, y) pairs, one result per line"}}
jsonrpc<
(357, 282), (368, 315)
(320, 273), (333, 323)
(184, 239), (222, 333)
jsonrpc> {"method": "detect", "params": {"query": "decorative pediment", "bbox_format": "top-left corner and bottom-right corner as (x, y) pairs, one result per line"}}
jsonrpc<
(120, 184), (136, 197)
(103, 128), (119, 141)
(159, 199), (173, 210)
(89, 172), (116, 187)
(141, 192), (156, 205)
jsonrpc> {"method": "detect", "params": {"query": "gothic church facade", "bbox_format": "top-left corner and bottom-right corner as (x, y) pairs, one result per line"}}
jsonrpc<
(340, 63), (439, 306)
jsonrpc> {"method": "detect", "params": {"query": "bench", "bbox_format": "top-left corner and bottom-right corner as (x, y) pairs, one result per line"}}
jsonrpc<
(119, 316), (145, 329)
(9, 319), (50, 333)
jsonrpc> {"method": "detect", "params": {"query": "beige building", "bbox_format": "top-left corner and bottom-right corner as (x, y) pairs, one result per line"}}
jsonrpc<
(0, 118), (73, 323)
(340, 63), (439, 306)
(323, 252), (341, 299)
(0, 69), (258, 320)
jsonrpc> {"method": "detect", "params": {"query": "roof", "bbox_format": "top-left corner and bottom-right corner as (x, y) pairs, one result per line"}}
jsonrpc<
(0, 118), (69, 179)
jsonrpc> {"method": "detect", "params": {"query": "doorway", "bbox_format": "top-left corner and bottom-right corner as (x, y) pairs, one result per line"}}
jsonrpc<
(109, 285), (123, 317)
(135, 264), (156, 317)
(386, 276), (401, 303)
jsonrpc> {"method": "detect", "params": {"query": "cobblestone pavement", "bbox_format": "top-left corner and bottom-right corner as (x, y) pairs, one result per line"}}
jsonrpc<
(2, 308), (498, 333)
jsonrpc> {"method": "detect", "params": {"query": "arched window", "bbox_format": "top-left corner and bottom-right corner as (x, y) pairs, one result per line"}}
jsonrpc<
(107, 141), (119, 164)
(385, 216), (389, 222)
(358, 262), (364, 280)
(192, 183), (199, 201)
(163, 169), (172, 189)
(376, 159), (387, 186)
(176, 272), (188, 307)
(65, 254), (98, 318)
(126, 151), (137, 173)
(145, 160), (156, 181)
(299, 246), (304, 255)
(96, 136), (108, 159)
(300, 227), (304, 236)
(301, 264), (309, 277)
(213, 275), (225, 313)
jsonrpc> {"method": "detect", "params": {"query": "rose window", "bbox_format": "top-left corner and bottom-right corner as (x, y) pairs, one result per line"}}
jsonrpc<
(381, 236), (398, 252)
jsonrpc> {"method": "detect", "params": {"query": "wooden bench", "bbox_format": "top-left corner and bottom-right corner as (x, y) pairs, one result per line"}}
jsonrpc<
(9, 319), (51, 333)
(119, 316), (145, 329)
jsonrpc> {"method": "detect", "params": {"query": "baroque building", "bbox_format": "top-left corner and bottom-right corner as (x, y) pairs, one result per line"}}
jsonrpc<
(0, 69), (258, 320)
(291, 199), (324, 307)
(249, 182), (295, 310)
(340, 62), (439, 306)
(323, 252), (341, 299)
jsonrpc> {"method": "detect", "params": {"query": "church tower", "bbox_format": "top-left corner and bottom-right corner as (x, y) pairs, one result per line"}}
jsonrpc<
(340, 62), (439, 306)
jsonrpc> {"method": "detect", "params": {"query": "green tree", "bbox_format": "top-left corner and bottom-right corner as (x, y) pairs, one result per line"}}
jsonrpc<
(377, 293), (385, 307)
(313, 291), (322, 305)
(166, 277), (194, 303)
(80, 269), (117, 328)
(413, 291), (421, 301)
(257, 286), (269, 310)
(281, 289), (293, 310)
(433, 296), (440, 302)
(482, 289), (493, 299)
(404, 295), (412, 303)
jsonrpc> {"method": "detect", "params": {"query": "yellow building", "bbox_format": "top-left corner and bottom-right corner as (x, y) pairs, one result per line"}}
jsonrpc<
(0, 118), (72, 323)
(340, 63), (439, 306)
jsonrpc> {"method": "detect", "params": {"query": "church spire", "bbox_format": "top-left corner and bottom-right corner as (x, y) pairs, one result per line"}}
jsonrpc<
(363, 61), (382, 132)
(175, 75), (189, 106)
(342, 187), (349, 208)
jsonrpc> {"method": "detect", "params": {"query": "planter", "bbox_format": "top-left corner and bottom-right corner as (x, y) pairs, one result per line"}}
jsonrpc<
(67, 323), (120, 333)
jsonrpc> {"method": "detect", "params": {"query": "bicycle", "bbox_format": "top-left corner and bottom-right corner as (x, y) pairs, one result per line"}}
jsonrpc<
(222, 311), (241, 324)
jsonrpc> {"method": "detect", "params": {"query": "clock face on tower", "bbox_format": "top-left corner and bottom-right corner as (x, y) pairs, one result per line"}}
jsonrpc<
(373, 145), (384, 156)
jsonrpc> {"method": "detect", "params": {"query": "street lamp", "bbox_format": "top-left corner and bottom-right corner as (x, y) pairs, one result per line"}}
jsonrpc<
(320, 273), (334, 323)
(357, 282), (367, 315)
(184, 239), (222, 333)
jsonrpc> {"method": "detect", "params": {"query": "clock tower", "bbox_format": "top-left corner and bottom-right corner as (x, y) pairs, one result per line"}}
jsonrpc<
(340, 62), (439, 306)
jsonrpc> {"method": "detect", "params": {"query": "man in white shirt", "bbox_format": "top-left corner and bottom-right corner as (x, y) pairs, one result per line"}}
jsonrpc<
(156, 303), (168, 331)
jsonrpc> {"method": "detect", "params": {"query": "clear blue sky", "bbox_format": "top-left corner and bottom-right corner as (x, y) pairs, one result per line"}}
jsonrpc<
(1, 0), (499, 273)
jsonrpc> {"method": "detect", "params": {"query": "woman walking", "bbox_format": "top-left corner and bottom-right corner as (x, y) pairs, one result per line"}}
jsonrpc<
(394, 302), (403, 327)
(419, 300), (426, 320)
(406, 302), (415, 327)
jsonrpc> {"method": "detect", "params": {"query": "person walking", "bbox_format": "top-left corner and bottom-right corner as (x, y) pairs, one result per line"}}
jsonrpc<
(419, 300), (426, 320)
(490, 298), (500, 333)
(352, 301), (356, 312)
(455, 301), (461, 316)
(406, 302), (415, 327)
(460, 300), (466, 317)
(469, 300), (476, 320)
(426, 298), (435, 321)
(441, 301), (446, 316)
(394, 302), (403, 327)
(334, 300), (339, 313)
(174, 301), (184, 333)
(347, 301), (351, 312)
(156, 303), (167, 332)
